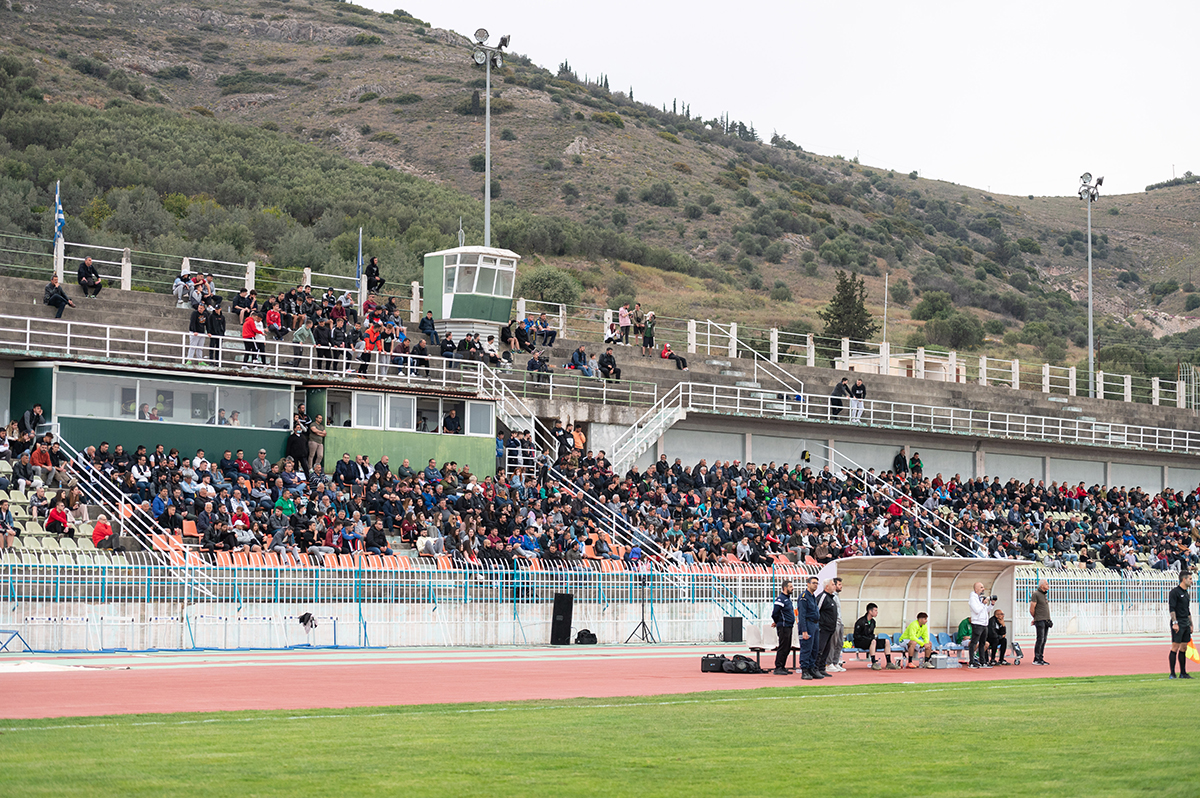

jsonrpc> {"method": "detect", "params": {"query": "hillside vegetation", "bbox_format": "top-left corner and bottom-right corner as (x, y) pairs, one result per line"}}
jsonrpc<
(1, 0), (1199, 381)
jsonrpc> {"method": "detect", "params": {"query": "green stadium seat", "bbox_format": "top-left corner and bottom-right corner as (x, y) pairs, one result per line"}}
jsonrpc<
(0, 461), (10, 475)
(59, 537), (78, 551)
(41, 536), (60, 551)
(22, 536), (43, 551)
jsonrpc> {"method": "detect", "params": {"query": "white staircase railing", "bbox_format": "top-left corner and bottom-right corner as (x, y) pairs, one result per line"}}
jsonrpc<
(53, 429), (218, 592)
(609, 383), (688, 476)
(816, 442), (977, 558)
(705, 319), (805, 399)
(479, 365), (649, 554)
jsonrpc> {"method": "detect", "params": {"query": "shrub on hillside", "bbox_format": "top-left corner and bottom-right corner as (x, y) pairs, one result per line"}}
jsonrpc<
(591, 111), (623, 128)
(640, 181), (677, 207)
(1186, 294), (1200, 312)
(469, 154), (486, 172)
(683, 204), (702, 219)
(889, 278), (911, 305)
(516, 266), (580, 306)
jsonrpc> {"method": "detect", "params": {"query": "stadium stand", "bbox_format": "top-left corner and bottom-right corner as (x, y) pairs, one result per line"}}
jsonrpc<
(0, 272), (1196, 575)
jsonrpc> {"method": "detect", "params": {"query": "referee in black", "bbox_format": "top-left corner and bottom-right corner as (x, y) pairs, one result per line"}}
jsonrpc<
(770, 579), (795, 675)
(1169, 571), (1193, 679)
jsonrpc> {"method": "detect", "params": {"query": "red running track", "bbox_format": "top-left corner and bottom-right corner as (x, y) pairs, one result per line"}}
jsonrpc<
(0, 641), (1172, 720)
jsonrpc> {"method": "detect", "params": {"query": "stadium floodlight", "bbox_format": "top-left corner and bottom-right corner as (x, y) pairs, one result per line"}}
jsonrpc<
(468, 29), (511, 248)
(1078, 173), (1103, 399)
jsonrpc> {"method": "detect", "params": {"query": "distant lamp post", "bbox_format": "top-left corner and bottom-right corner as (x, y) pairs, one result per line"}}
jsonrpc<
(1078, 172), (1103, 398)
(471, 29), (510, 248)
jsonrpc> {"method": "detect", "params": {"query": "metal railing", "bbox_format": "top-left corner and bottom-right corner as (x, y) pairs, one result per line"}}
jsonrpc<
(0, 561), (1175, 650)
(2, 311), (1197, 461)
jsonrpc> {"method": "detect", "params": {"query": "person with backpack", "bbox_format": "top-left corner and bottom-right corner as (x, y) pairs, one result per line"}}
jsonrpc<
(769, 579), (796, 675)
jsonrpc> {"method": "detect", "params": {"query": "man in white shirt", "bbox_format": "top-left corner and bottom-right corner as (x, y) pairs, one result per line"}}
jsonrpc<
(968, 581), (996, 669)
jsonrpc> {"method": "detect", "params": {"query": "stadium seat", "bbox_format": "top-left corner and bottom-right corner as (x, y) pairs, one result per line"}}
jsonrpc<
(42, 536), (60, 551)
(24, 521), (44, 537)
(182, 520), (198, 541)
(8, 489), (26, 504)
(215, 551), (233, 567)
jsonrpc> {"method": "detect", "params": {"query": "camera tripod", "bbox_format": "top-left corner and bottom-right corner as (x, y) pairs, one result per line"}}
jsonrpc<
(625, 573), (657, 643)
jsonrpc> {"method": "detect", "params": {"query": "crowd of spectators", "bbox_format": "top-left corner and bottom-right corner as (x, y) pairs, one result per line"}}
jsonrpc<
(2, 396), (1197, 573)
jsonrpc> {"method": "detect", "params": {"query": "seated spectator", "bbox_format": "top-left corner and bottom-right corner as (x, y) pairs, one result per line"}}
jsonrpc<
(661, 342), (689, 371)
(569, 345), (593, 377)
(443, 409), (462, 435)
(0, 498), (15, 550)
(853, 603), (898, 670)
(77, 256), (103, 298)
(92, 513), (119, 551)
(46, 499), (72, 538)
(984, 609), (1010, 665)
(364, 519), (393, 556)
(419, 310), (440, 346)
(43, 274), (76, 318)
(598, 347), (621, 381)
(899, 612), (935, 668)
(535, 313), (557, 346)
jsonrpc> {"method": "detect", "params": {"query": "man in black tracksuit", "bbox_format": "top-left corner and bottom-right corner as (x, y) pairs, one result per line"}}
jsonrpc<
(770, 580), (795, 674)
(816, 580), (839, 677)
(797, 575), (824, 680)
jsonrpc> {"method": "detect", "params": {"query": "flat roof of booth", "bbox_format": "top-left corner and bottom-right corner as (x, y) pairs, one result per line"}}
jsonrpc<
(426, 245), (521, 260)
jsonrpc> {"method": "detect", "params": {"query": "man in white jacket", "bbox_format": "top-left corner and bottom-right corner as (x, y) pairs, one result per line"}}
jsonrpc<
(968, 581), (996, 669)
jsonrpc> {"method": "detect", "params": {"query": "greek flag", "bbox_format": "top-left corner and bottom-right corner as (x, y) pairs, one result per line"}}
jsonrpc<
(53, 180), (65, 242)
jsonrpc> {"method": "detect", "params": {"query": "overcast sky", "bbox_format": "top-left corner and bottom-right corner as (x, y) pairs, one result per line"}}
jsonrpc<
(362, 0), (1199, 198)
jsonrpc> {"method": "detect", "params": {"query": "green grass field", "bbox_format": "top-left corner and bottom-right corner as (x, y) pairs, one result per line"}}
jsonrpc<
(1, 675), (1195, 796)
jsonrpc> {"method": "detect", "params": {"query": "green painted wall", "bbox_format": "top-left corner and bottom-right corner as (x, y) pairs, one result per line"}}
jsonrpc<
(423, 254), (444, 318)
(325, 428), (496, 476)
(305, 388), (327, 420)
(58, 417), (289, 461)
(450, 293), (513, 324)
(12, 365), (54, 420)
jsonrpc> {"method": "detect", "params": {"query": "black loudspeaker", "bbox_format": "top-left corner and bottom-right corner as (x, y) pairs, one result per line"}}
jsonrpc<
(550, 592), (574, 645)
(723, 616), (743, 644)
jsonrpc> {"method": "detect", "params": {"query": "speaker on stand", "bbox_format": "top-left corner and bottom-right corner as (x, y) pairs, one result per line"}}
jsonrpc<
(550, 592), (573, 645)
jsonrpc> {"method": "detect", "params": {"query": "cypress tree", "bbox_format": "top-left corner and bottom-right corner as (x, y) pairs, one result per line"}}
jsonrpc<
(818, 270), (880, 344)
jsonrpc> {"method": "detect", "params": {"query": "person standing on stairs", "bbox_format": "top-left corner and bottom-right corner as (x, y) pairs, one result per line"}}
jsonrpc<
(850, 377), (867, 422)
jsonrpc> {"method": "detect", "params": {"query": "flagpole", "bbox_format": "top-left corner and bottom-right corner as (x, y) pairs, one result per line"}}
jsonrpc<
(53, 180), (65, 282)
(356, 226), (364, 311)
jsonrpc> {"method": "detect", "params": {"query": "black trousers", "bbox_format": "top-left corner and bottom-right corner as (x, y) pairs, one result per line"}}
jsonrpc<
(1034, 620), (1050, 661)
(969, 623), (988, 663)
(987, 633), (1008, 662)
(817, 627), (837, 670)
(775, 626), (793, 670)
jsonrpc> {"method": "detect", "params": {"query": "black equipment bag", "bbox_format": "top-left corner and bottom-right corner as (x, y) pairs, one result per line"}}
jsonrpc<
(701, 653), (728, 673)
(575, 629), (597, 645)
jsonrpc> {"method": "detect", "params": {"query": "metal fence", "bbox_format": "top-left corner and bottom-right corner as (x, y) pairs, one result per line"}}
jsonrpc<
(0, 561), (1176, 651)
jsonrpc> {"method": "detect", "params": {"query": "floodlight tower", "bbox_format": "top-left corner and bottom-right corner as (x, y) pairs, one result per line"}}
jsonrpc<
(1078, 173), (1103, 398)
(471, 29), (510, 248)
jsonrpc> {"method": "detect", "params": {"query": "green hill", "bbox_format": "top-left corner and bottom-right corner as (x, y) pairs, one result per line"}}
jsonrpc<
(2, 0), (1200, 381)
